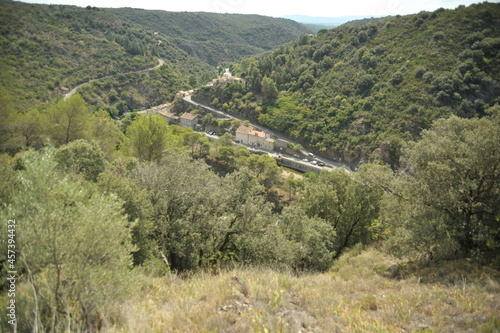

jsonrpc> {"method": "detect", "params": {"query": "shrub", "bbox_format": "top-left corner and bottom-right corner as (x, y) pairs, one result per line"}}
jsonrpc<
(54, 139), (106, 181)
(1, 150), (135, 331)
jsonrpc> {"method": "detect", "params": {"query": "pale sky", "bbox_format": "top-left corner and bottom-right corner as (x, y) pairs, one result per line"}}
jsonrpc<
(20, 0), (499, 17)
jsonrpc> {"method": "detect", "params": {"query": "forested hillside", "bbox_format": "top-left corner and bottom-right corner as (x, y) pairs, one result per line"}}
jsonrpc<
(0, 2), (209, 111)
(1, 95), (499, 331)
(1, 2), (499, 332)
(109, 9), (315, 66)
(0, 2), (311, 113)
(196, 2), (500, 168)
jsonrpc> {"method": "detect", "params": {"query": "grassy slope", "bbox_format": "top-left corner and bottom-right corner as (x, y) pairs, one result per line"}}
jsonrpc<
(104, 248), (500, 332)
(108, 9), (315, 66)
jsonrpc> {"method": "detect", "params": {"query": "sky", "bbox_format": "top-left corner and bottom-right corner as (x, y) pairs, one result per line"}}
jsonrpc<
(20, 0), (499, 17)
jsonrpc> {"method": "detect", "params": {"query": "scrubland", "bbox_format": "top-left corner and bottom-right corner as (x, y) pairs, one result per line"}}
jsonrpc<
(103, 248), (499, 333)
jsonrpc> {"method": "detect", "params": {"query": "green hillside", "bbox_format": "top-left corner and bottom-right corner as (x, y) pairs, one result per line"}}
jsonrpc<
(0, 2), (212, 112)
(108, 9), (315, 66)
(196, 2), (500, 168)
(0, 2), (312, 113)
(0, 3), (498, 332)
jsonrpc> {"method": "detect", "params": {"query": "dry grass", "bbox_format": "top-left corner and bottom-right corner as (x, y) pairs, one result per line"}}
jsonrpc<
(103, 249), (500, 333)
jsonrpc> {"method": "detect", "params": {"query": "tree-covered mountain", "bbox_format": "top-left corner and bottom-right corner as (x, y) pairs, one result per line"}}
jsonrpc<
(0, 2), (312, 113)
(108, 9), (315, 66)
(196, 2), (500, 168)
(0, 1), (210, 111)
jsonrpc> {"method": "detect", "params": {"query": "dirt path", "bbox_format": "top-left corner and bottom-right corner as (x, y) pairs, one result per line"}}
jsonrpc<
(63, 59), (164, 100)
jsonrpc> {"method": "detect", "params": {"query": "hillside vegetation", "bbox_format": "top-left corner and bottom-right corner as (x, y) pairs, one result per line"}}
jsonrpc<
(196, 2), (500, 168)
(109, 9), (315, 66)
(0, 2), (310, 113)
(1, 92), (499, 331)
(0, 2), (499, 332)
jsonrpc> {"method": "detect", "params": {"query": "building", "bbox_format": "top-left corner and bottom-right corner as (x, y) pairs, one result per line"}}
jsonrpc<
(208, 76), (245, 86)
(177, 90), (194, 97)
(275, 139), (289, 152)
(136, 103), (171, 116)
(159, 110), (179, 125)
(179, 112), (199, 129)
(235, 126), (275, 150)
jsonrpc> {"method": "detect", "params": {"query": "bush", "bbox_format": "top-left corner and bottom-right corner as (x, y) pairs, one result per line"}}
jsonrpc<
(398, 116), (500, 258)
(54, 139), (106, 181)
(0, 150), (135, 331)
(391, 71), (404, 85)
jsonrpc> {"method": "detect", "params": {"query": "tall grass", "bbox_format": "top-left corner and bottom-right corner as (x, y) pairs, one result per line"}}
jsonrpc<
(5, 248), (498, 332)
(97, 248), (500, 332)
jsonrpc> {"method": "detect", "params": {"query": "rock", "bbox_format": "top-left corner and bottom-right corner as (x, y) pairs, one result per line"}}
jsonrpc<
(383, 264), (402, 279)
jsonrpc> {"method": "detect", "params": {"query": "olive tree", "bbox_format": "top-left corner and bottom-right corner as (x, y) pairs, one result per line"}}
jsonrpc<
(54, 139), (106, 181)
(1, 150), (135, 332)
(401, 116), (500, 257)
(298, 168), (382, 259)
(132, 152), (285, 271)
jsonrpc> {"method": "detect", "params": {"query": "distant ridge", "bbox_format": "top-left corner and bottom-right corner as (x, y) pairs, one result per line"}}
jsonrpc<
(282, 14), (385, 29)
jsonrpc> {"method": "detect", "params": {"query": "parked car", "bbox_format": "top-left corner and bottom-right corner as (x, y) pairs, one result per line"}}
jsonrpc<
(311, 160), (318, 165)
(302, 158), (308, 162)
(318, 162), (326, 166)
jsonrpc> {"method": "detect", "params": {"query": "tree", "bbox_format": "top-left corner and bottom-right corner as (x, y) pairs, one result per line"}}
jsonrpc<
(54, 139), (106, 182)
(47, 94), (92, 145)
(133, 152), (220, 271)
(202, 113), (217, 128)
(240, 154), (281, 189)
(230, 119), (241, 131)
(91, 110), (123, 156)
(1, 150), (135, 331)
(0, 87), (16, 152)
(292, 143), (303, 155)
(401, 116), (500, 257)
(123, 114), (169, 162)
(279, 205), (336, 271)
(200, 71), (214, 85)
(216, 132), (234, 150)
(298, 169), (382, 259)
(97, 158), (155, 267)
(188, 74), (197, 87)
(132, 153), (285, 271)
(183, 131), (203, 156)
(261, 76), (278, 103)
(13, 109), (45, 149)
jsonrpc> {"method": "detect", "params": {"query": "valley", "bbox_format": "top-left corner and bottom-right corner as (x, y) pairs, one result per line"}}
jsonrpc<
(0, 2), (499, 332)
(182, 90), (348, 171)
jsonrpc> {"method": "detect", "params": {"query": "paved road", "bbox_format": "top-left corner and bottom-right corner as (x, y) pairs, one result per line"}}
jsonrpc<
(64, 59), (165, 100)
(183, 95), (350, 170)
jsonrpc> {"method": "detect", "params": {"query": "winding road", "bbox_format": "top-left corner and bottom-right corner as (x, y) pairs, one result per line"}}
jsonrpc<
(183, 94), (350, 171)
(63, 59), (164, 100)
